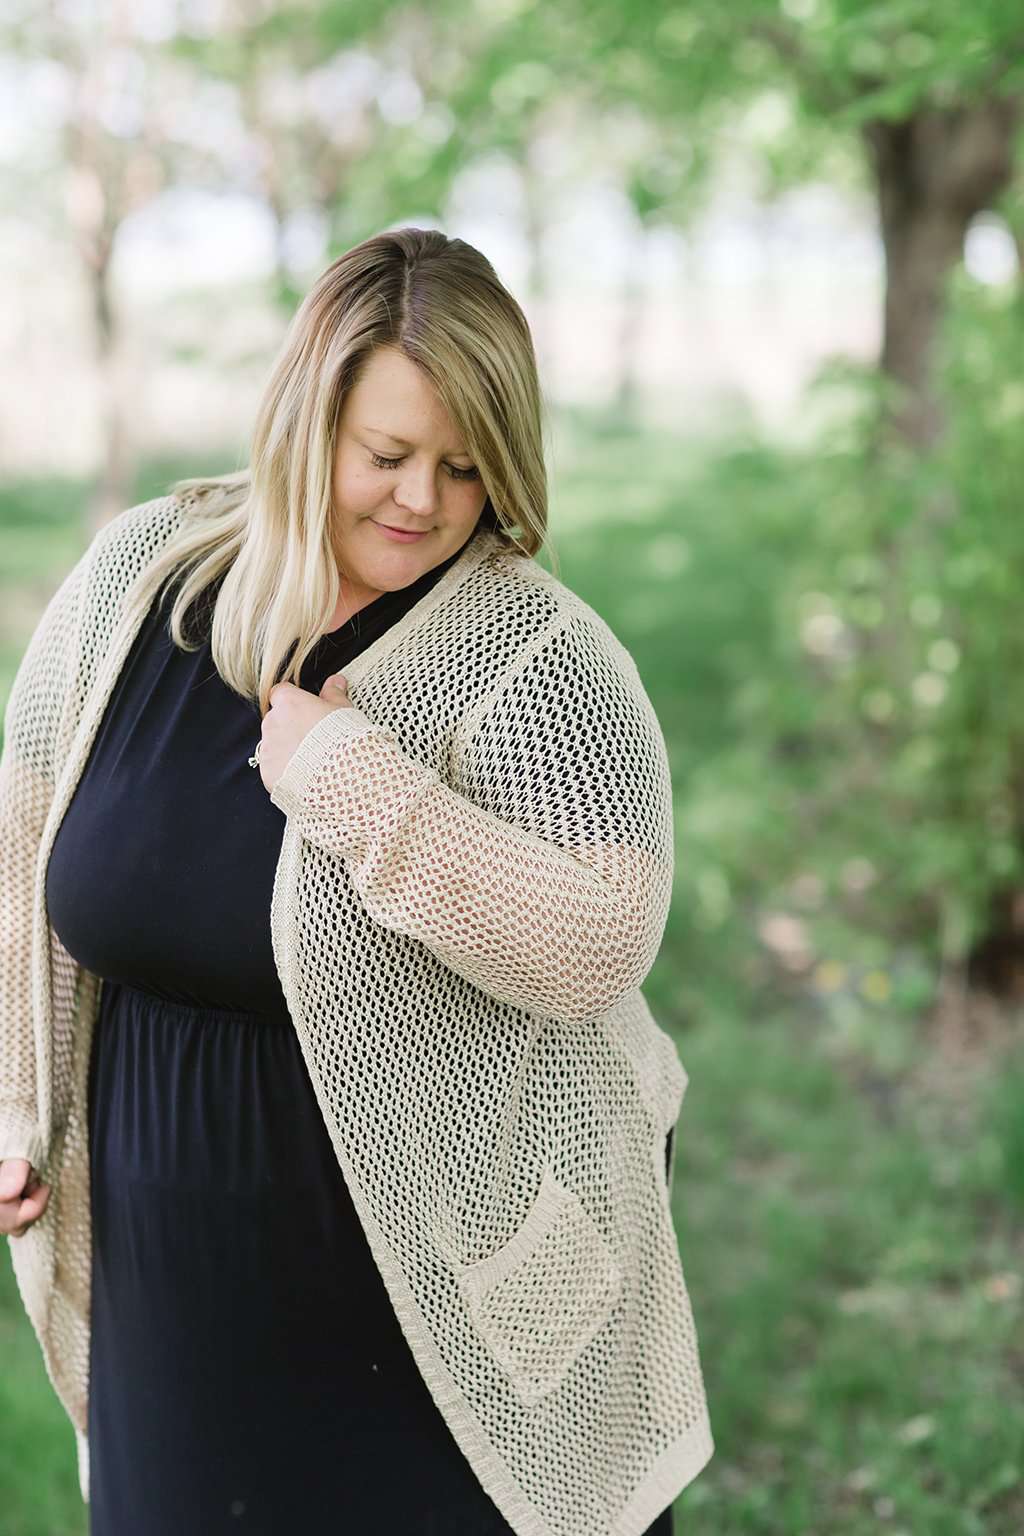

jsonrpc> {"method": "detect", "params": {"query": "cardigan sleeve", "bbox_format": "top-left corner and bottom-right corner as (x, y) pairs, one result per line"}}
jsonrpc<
(269, 614), (676, 1025)
(0, 547), (91, 1168)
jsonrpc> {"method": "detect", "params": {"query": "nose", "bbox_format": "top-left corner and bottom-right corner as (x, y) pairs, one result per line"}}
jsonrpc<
(392, 463), (441, 520)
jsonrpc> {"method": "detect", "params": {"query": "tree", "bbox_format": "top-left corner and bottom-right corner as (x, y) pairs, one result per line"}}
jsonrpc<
(395, 0), (1024, 449)
(597, 0), (1024, 450)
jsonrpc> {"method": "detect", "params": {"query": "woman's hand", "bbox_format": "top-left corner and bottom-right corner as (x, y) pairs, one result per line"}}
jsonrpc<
(0, 1157), (52, 1238)
(256, 672), (354, 795)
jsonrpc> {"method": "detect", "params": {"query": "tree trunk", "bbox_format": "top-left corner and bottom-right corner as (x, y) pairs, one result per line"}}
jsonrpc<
(862, 95), (1021, 451)
(63, 140), (137, 537)
(90, 251), (135, 536)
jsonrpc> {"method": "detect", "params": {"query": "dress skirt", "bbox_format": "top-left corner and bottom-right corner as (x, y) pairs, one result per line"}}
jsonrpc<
(85, 978), (531, 1532)
(45, 527), (675, 1534)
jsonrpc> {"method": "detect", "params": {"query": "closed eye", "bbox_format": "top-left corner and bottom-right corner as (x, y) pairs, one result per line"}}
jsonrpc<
(369, 450), (480, 482)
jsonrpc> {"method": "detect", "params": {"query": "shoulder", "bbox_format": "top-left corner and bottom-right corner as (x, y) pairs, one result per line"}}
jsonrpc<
(61, 493), (199, 670)
(88, 491), (196, 576)
(477, 540), (643, 681)
(463, 539), (649, 712)
(81, 491), (198, 620)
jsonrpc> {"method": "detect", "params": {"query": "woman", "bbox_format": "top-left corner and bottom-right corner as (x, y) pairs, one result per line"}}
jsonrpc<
(0, 227), (713, 1534)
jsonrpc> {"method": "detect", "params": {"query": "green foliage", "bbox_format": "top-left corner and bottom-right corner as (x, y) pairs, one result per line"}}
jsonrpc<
(756, 273), (1024, 1000)
(976, 1043), (1024, 1209)
(672, 999), (1024, 1534)
(556, 0), (1024, 216)
(0, 1246), (85, 1535)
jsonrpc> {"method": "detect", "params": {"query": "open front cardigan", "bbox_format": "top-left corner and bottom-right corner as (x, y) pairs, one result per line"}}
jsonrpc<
(0, 493), (714, 1535)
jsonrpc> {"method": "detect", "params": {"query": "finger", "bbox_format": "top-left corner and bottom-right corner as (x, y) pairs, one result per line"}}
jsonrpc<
(0, 1158), (29, 1200)
(16, 1186), (50, 1225)
(3, 1205), (35, 1237)
(268, 680), (301, 707)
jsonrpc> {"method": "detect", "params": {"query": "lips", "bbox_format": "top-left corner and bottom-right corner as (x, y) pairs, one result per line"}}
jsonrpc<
(372, 520), (429, 543)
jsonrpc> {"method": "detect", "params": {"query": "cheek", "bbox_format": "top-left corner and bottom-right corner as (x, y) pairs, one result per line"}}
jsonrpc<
(335, 460), (381, 510)
(454, 477), (486, 506)
(465, 483), (489, 520)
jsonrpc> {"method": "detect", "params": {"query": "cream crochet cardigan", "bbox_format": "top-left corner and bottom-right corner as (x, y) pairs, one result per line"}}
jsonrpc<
(0, 493), (714, 1534)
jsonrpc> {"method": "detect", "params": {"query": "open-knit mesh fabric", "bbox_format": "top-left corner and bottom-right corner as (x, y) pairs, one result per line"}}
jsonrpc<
(1, 494), (713, 1534)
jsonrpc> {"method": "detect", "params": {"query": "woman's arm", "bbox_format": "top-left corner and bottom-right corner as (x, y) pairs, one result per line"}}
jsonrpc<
(270, 615), (675, 1025)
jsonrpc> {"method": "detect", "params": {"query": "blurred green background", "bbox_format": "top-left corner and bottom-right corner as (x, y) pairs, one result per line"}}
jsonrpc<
(2, 1), (1024, 1532)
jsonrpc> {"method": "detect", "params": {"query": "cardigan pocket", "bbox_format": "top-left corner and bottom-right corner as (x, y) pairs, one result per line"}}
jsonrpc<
(451, 1166), (624, 1407)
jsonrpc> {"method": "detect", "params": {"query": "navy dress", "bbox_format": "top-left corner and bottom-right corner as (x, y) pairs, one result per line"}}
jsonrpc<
(45, 532), (675, 1536)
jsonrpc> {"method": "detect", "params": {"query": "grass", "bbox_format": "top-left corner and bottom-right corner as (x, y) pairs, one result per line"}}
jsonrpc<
(662, 1002), (1023, 1535)
(0, 1256), (85, 1536)
(2, 432), (1022, 1533)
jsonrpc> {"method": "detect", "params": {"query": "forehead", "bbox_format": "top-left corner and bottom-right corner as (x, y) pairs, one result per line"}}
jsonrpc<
(343, 347), (469, 454)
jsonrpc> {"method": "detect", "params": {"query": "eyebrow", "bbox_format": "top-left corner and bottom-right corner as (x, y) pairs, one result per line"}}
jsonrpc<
(361, 426), (472, 458)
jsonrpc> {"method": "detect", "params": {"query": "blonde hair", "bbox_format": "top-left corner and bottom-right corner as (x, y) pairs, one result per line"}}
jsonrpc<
(132, 226), (555, 717)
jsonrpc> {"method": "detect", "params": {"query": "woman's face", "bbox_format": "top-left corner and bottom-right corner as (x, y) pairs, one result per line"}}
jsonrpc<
(330, 345), (489, 601)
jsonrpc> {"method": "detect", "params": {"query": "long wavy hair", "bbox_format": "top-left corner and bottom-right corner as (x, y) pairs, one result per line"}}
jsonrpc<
(129, 226), (554, 717)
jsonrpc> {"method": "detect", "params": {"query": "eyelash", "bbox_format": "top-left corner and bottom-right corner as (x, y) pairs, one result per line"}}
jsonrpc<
(369, 451), (480, 482)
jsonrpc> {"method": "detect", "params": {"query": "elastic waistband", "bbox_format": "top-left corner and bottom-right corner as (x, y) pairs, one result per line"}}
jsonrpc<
(100, 977), (294, 1029)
